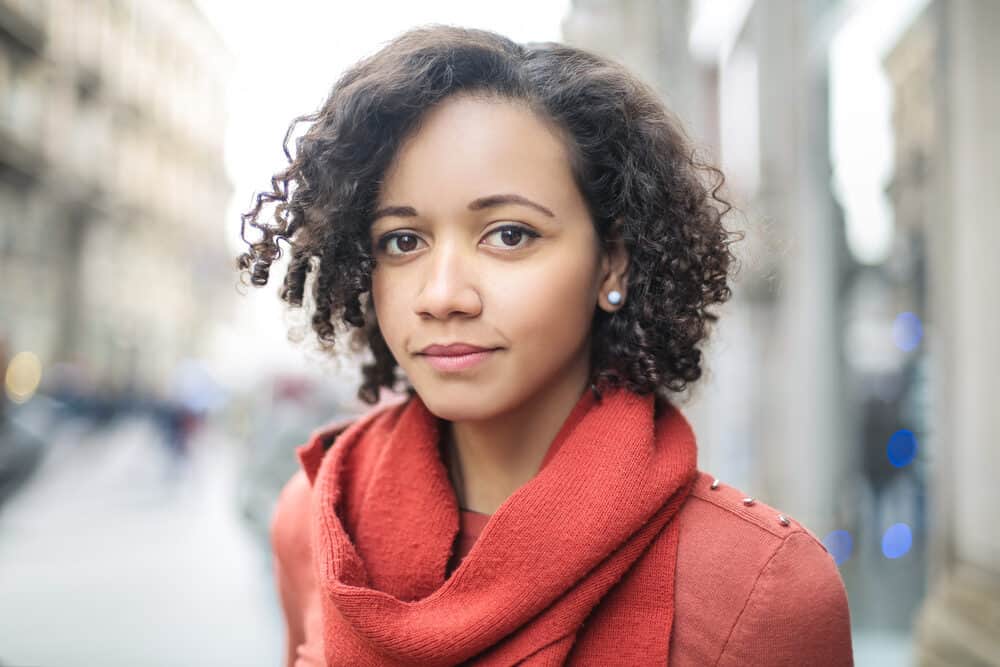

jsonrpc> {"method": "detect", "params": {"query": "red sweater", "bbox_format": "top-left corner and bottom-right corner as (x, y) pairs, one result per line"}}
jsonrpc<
(272, 468), (853, 666)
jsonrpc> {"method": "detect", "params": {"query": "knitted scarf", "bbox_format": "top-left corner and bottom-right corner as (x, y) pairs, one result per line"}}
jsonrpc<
(296, 384), (698, 666)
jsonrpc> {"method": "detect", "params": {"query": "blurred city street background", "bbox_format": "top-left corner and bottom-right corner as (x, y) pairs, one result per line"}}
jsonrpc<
(2, 0), (998, 666)
(0, 398), (284, 666)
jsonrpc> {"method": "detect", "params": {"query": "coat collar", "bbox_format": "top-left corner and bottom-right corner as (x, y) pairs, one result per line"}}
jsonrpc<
(295, 416), (357, 485)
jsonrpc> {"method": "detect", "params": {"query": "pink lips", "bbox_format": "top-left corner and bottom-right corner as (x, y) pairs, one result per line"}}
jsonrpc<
(418, 343), (499, 372)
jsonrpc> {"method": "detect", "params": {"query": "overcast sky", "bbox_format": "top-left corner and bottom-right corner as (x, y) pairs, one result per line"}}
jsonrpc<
(830, 0), (930, 266)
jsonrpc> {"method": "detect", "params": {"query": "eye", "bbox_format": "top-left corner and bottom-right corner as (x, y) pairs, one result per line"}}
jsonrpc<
(376, 232), (426, 256)
(482, 224), (540, 250)
(375, 224), (541, 257)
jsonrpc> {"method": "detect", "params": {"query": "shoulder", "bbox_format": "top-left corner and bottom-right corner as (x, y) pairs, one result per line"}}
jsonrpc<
(671, 471), (853, 666)
(678, 470), (826, 545)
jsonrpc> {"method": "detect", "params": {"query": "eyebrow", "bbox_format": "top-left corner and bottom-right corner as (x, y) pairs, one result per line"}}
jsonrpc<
(372, 193), (555, 221)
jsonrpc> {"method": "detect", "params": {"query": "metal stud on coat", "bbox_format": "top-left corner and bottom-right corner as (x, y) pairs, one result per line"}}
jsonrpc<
(777, 514), (790, 527)
(742, 497), (756, 506)
(710, 478), (720, 490)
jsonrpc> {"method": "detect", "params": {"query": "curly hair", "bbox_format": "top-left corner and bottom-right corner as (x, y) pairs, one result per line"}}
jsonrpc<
(237, 24), (743, 406)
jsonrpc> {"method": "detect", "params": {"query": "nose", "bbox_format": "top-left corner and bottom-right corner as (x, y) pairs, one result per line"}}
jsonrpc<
(413, 238), (483, 320)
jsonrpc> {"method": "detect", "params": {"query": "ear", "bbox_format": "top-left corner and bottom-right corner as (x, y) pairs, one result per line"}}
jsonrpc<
(598, 217), (630, 312)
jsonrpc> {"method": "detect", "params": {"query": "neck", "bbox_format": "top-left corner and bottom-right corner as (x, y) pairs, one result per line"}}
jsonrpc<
(442, 369), (591, 515)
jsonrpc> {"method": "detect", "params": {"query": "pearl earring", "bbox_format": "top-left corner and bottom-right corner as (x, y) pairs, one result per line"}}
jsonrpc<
(607, 290), (622, 305)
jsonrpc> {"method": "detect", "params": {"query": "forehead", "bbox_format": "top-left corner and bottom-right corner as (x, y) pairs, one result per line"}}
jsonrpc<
(377, 94), (578, 208)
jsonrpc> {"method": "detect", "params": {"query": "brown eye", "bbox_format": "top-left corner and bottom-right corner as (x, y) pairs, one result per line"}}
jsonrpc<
(395, 234), (419, 252)
(482, 224), (540, 250)
(500, 228), (522, 246)
(378, 232), (425, 256)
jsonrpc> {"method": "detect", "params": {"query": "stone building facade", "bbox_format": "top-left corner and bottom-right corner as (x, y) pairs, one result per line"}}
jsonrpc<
(0, 0), (232, 396)
(884, 2), (1000, 664)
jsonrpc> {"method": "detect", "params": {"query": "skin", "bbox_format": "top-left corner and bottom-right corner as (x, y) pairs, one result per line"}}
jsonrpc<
(370, 92), (629, 515)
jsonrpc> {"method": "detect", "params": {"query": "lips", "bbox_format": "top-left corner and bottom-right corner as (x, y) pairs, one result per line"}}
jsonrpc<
(420, 348), (497, 372)
(419, 343), (498, 356)
(417, 343), (501, 373)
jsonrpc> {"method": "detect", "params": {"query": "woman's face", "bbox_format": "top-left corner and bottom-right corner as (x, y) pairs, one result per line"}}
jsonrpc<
(370, 93), (625, 422)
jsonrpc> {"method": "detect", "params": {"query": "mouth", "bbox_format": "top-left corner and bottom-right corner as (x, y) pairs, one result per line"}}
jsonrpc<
(418, 348), (499, 372)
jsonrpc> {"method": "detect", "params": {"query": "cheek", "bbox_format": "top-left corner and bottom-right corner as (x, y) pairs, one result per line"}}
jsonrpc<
(370, 270), (407, 352)
(488, 250), (598, 347)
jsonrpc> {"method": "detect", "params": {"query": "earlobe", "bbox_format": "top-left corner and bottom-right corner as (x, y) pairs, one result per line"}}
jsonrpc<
(599, 219), (629, 311)
(601, 286), (625, 311)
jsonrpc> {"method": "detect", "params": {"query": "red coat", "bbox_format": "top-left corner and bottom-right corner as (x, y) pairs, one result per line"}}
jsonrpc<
(272, 425), (854, 666)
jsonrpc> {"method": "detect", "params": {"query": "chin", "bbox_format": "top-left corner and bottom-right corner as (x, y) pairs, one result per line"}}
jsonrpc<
(413, 381), (512, 423)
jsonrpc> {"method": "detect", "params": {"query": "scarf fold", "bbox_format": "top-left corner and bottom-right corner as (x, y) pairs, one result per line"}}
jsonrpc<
(297, 385), (698, 666)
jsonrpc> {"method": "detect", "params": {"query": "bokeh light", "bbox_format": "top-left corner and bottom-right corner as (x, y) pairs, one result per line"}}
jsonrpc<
(892, 311), (923, 351)
(881, 523), (913, 559)
(823, 529), (854, 566)
(887, 428), (918, 467)
(4, 351), (43, 404)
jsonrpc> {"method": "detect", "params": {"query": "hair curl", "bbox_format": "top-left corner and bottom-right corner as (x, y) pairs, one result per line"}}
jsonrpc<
(237, 24), (743, 406)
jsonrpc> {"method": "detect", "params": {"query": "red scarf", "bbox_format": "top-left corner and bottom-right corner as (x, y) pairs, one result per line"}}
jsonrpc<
(298, 385), (698, 665)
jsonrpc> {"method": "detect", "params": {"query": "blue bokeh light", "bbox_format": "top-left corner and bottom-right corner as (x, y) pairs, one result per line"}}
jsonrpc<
(881, 523), (913, 559)
(823, 529), (854, 566)
(887, 429), (918, 467)
(892, 311), (923, 351)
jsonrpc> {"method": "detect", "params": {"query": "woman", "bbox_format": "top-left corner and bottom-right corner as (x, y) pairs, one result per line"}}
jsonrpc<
(239, 24), (853, 666)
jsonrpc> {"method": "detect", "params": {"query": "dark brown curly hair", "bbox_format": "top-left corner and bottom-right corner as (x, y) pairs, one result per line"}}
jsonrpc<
(237, 24), (743, 406)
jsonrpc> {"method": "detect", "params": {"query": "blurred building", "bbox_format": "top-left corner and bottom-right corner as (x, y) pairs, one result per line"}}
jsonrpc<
(0, 0), (233, 397)
(884, 3), (1000, 664)
(565, 0), (999, 664)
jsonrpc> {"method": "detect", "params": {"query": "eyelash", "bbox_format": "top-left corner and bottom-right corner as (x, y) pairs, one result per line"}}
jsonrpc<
(375, 224), (541, 256)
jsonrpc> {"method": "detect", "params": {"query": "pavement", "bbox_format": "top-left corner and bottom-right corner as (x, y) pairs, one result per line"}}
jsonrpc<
(0, 415), (284, 667)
